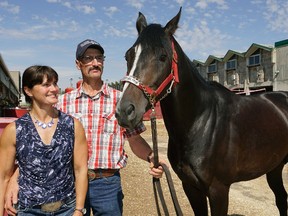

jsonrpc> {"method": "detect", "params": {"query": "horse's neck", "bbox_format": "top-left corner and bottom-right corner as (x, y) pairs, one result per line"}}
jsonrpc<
(160, 52), (211, 135)
(174, 41), (208, 95)
(174, 51), (209, 104)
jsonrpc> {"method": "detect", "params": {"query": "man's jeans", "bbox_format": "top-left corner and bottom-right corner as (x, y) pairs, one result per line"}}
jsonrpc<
(85, 171), (123, 216)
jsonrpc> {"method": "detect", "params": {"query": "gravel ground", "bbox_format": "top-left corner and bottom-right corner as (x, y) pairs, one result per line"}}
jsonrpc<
(121, 119), (288, 216)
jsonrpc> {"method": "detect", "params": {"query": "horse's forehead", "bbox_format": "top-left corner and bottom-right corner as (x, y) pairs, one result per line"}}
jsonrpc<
(129, 37), (166, 63)
(126, 25), (169, 78)
(129, 41), (158, 76)
(128, 44), (142, 76)
(136, 26), (167, 48)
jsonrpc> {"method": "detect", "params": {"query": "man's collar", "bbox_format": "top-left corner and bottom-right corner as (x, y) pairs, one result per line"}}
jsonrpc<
(76, 83), (110, 98)
(102, 83), (110, 96)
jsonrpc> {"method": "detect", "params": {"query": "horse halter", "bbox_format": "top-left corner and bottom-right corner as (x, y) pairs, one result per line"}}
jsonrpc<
(121, 40), (179, 108)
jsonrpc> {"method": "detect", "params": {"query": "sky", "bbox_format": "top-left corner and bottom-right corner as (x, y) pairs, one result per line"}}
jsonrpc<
(0, 0), (288, 90)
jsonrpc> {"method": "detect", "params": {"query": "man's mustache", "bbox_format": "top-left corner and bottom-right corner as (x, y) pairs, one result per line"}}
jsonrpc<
(89, 65), (103, 72)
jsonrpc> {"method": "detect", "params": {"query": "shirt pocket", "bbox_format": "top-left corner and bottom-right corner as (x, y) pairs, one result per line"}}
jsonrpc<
(101, 112), (119, 134)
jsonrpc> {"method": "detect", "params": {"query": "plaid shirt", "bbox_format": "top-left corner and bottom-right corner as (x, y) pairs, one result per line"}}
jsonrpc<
(56, 83), (146, 169)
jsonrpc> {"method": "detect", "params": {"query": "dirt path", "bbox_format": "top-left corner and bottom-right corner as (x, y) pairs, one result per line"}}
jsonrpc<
(122, 120), (288, 216)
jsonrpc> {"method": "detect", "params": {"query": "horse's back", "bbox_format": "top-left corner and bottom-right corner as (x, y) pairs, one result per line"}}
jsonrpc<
(217, 90), (288, 181)
(256, 91), (288, 111)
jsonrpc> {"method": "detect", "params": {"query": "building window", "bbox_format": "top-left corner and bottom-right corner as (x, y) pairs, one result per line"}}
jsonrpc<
(226, 59), (236, 70)
(249, 54), (260, 66)
(208, 61), (217, 73)
(208, 73), (219, 82)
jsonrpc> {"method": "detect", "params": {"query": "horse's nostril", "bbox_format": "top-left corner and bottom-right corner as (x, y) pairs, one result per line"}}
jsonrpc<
(126, 104), (135, 116)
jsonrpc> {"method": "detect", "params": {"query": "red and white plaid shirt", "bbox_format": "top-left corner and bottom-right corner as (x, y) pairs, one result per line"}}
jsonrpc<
(56, 83), (146, 170)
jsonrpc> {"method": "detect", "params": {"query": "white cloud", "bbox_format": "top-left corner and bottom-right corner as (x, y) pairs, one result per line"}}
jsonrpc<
(264, 0), (288, 33)
(32, 15), (79, 32)
(88, 19), (105, 30)
(195, 0), (208, 9)
(46, 0), (95, 14)
(75, 5), (95, 14)
(0, 1), (20, 14)
(46, 0), (60, 3)
(185, 7), (196, 14)
(0, 15), (79, 40)
(175, 0), (185, 5)
(0, 27), (32, 39)
(251, 0), (263, 4)
(195, 0), (228, 10)
(104, 6), (119, 18)
(46, 0), (72, 9)
(104, 26), (134, 38)
(176, 19), (231, 60)
(62, 1), (73, 9)
(126, 0), (144, 10)
(2, 48), (37, 59)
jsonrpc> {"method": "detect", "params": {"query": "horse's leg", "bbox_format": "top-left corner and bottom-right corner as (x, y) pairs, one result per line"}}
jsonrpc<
(182, 181), (208, 216)
(266, 163), (287, 216)
(208, 181), (230, 216)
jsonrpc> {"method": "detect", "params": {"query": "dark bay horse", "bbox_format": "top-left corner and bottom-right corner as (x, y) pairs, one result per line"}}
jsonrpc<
(115, 8), (288, 216)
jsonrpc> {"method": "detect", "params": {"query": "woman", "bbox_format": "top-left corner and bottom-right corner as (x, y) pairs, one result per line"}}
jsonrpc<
(0, 65), (88, 215)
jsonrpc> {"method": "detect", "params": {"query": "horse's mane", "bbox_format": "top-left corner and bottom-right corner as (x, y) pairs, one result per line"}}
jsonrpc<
(207, 80), (232, 93)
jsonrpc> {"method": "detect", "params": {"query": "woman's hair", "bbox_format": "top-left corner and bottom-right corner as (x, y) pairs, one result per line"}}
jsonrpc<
(22, 65), (58, 104)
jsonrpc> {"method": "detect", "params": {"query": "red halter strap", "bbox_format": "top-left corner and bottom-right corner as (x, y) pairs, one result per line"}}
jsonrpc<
(121, 40), (179, 105)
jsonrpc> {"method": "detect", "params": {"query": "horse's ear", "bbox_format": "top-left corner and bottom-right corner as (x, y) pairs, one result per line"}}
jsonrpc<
(136, 12), (147, 35)
(164, 7), (182, 36)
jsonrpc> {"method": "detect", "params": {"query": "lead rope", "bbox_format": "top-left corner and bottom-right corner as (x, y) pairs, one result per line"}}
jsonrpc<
(150, 106), (183, 216)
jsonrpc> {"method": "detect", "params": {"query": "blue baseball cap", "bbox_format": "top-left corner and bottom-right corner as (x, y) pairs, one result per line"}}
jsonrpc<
(76, 39), (104, 59)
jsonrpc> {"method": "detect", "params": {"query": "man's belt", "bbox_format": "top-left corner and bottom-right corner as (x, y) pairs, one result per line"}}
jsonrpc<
(88, 169), (119, 181)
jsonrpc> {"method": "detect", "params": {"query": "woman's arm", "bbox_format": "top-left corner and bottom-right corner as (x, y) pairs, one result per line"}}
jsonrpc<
(4, 167), (19, 216)
(0, 123), (17, 215)
(72, 119), (88, 215)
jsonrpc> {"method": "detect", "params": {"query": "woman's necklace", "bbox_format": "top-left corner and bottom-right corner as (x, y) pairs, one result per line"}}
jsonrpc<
(33, 115), (54, 129)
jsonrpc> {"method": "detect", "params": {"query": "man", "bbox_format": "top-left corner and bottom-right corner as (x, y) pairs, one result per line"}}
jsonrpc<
(5, 39), (164, 216)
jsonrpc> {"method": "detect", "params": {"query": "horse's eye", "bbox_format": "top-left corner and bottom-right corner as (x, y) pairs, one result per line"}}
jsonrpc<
(159, 54), (167, 62)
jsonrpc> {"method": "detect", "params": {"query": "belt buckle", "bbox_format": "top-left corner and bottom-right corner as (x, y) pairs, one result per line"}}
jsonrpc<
(88, 169), (97, 181)
(41, 201), (63, 212)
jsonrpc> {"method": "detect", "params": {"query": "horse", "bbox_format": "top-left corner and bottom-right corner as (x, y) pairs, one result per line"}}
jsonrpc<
(115, 8), (288, 216)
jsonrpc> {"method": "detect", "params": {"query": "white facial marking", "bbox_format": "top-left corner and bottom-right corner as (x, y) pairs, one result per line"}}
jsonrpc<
(121, 44), (142, 96)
